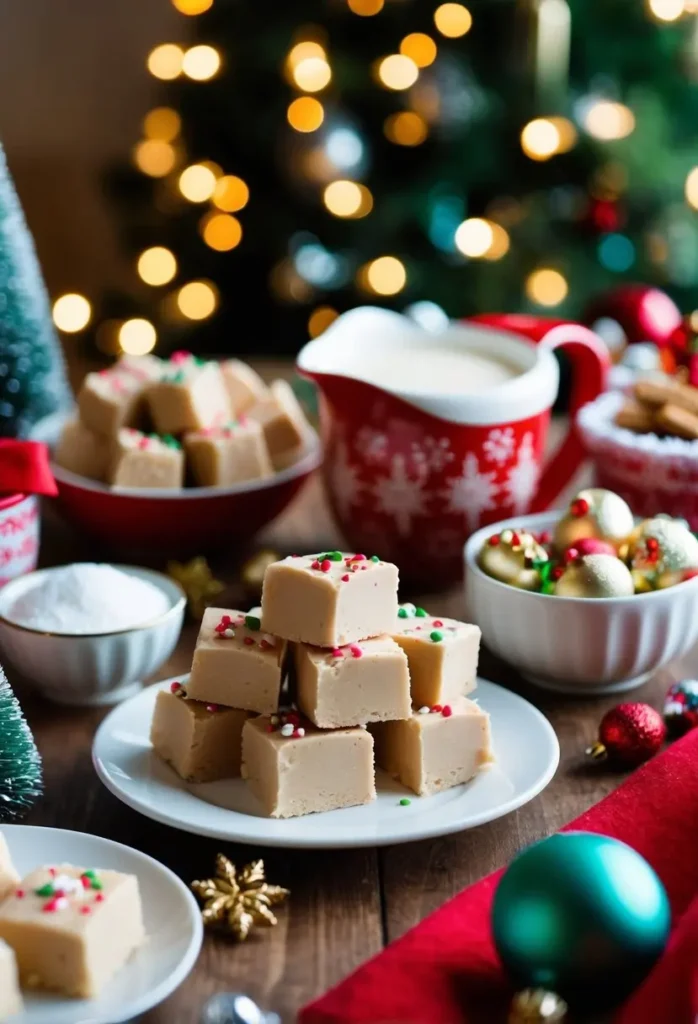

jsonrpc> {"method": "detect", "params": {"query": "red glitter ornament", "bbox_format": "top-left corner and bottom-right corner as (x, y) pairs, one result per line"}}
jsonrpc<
(584, 284), (682, 347)
(587, 702), (666, 767)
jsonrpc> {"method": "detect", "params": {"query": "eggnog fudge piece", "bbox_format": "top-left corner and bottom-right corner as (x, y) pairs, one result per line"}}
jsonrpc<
(151, 685), (252, 782)
(147, 354), (230, 435)
(77, 354), (163, 437)
(0, 864), (145, 998)
(261, 552), (399, 648)
(370, 697), (493, 796)
(248, 379), (310, 470)
(109, 428), (184, 489)
(187, 607), (287, 713)
(184, 418), (273, 487)
(54, 418), (110, 482)
(392, 605), (480, 707)
(295, 636), (411, 728)
(221, 359), (269, 415)
(0, 832), (19, 902)
(241, 711), (375, 817)
(0, 940), (22, 1018)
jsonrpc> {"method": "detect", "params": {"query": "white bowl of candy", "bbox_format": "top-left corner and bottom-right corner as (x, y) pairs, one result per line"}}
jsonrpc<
(0, 563), (186, 705)
(464, 488), (698, 695)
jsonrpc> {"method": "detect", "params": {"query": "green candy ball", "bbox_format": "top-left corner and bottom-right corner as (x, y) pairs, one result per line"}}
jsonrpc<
(492, 832), (670, 1008)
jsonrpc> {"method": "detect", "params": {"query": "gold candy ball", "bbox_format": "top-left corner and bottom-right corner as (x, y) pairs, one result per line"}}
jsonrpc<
(478, 528), (548, 591)
(553, 488), (634, 555)
(629, 517), (698, 590)
(555, 553), (634, 599)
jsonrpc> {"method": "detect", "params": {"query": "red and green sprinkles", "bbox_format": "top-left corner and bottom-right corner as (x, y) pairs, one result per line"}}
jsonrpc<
(430, 630), (443, 643)
(268, 711), (305, 738)
(417, 704), (452, 717)
(35, 869), (103, 913)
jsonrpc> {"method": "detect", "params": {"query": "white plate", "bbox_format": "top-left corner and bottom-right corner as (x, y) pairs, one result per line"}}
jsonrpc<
(1, 825), (202, 1024)
(93, 676), (559, 849)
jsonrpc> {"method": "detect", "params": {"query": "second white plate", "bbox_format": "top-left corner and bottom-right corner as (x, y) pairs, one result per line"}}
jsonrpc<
(92, 676), (559, 849)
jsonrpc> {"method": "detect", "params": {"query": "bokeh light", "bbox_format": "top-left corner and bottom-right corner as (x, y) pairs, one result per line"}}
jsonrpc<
(308, 306), (339, 337)
(598, 233), (635, 272)
(178, 163), (217, 202)
(384, 111), (428, 146)
(377, 54), (419, 90)
(52, 294), (91, 333)
(520, 118), (561, 161)
(455, 218), (492, 257)
(143, 107), (181, 142)
(287, 97), (325, 132)
(181, 45), (221, 80)
(200, 212), (243, 251)
(347, 0), (384, 13)
(177, 281), (219, 319)
(323, 180), (373, 218)
(137, 247), (178, 286)
(399, 33), (438, 68)
(133, 140), (177, 177)
(582, 100), (635, 141)
(119, 319), (157, 355)
(361, 256), (407, 295)
(648, 0), (685, 20)
(433, 3), (472, 38)
(293, 57), (332, 92)
(685, 167), (698, 208)
(212, 175), (250, 212)
(147, 44), (184, 80)
(172, 0), (213, 13)
(525, 268), (568, 306)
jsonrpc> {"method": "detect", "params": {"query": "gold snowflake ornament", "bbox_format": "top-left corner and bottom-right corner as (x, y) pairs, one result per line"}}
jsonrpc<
(168, 557), (225, 619)
(191, 854), (289, 941)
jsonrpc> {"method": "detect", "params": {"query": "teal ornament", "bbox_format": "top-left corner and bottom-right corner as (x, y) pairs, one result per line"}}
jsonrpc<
(492, 832), (670, 1009)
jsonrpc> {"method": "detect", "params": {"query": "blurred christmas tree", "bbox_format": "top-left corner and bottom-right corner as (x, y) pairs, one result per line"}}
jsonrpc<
(86, 0), (698, 357)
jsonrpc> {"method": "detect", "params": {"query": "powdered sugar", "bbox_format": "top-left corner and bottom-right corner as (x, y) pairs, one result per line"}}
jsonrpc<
(5, 563), (171, 634)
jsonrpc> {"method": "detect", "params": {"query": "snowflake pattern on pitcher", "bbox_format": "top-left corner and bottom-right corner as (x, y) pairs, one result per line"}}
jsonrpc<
(482, 427), (515, 465)
(504, 432), (539, 513)
(329, 438), (363, 517)
(440, 452), (499, 531)
(410, 435), (454, 473)
(372, 454), (428, 537)
(354, 426), (389, 466)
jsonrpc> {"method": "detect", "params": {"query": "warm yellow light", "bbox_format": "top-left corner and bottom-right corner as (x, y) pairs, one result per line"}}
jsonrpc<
(323, 180), (373, 218)
(482, 223), (510, 261)
(137, 247), (178, 286)
(648, 0), (685, 20)
(287, 96), (325, 132)
(178, 163), (217, 202)
(455, 218), (493, 258)
(525, 268), (568, 307)
(308, 306), (339, 337)
(347, 0), (384, 14)
(182, 44), (221, 80)
(433, 3), (472, 38)
(143, 107), (181, 142)
(520, 118), (560, 161)
(287, 41), (326, 69)
(133, 140), (177, 177)
(293, 56), (332, 92)
(384, 111), (429, 146)
(172, 0), (213, 13)
(212, 175), (250, 212)
(177, 281), (218, 319)
(685, 167), (698, 209)
(362, 256), (407, 296)
(399, 33), (437, 68)
(377, 54), (419, 90)
(583, 100), (635, 141)
(548, 116), (577, 154)
(52, 293), (91, 333)
(147, 44), (184, 80)
(201, 213), (243, 251)
(119, 319), (157, 355)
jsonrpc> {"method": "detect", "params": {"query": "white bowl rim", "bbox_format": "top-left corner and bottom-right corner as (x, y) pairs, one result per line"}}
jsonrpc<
(0, 563), (187, 638)
(464, 509), (698, 605)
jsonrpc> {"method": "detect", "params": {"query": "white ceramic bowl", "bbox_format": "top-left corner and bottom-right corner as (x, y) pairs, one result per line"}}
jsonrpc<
(0, 565), (186, 706)
(464, 510), (698, 696)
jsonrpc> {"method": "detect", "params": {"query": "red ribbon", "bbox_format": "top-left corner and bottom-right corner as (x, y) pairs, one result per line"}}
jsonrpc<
(0, 440), (57, 497)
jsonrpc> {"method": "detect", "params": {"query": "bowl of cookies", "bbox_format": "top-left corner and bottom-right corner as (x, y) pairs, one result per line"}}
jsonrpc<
(33, 353), (320, 554)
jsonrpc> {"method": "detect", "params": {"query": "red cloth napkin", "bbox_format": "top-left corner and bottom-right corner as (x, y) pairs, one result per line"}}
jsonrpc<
(300, 729), (698, 1024)
(0, 440), (56, 497)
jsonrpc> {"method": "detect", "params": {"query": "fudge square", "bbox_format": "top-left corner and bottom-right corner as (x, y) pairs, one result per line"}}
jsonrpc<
(147, 354), (231, 435)
(0, 831), (19, 902)
(109, 428), (184, 489)
(241, 712), (375, 817)
(370, 697), (493, 796)
(295, 636), (411, 728)
(187, 608), (287, 713)
(248, 379), (310, 470)
(77, 354), (162, 437)
(184, 418), (272, 487)
(221, 359), (269, 415)
(55, 418), (110, 482)
(0, 939), (22, 1018)
(261, 553), (399, 648)
(0, 864), (145, 998)
(150, 685), (252, 782)
(392, 604), (481, 708)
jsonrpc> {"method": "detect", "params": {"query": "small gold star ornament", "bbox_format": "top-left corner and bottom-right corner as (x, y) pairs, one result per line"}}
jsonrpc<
(241, 549), (280, 598)
(168, 557), (225, 618)
(508, 989), (568, 1024)
(191, 854), (289, 941)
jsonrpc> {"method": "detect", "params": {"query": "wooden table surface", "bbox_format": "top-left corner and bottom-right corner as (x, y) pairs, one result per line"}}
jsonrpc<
(18, 455), (679, 1024)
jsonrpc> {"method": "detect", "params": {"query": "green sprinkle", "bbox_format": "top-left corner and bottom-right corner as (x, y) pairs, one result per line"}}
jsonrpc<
(415, 607), (427, 618)
(430, 630), (443, 643)
(397, 608), (408, 619)
(193, 355), (206, 366)
(370, 555), (380, 563)
(34, 884), (54, 897)
(245, 615), (261, 631)
(82, 870), (97, 880)
(541, 581), (556, 595)
(90, 878), (103, 891)
(162, 434), (181, 449)
(399, 798), (411, 806)
(328, 551), (343, 561)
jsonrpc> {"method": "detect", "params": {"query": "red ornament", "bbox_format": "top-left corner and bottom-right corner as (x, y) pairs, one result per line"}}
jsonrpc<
(584, 285), (682, 347)
(587, 702), (666, 767)
(586, 198), (623, 234)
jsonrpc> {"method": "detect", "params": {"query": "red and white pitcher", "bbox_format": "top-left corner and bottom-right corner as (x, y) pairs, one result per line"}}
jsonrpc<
(297, 307), (609, 587)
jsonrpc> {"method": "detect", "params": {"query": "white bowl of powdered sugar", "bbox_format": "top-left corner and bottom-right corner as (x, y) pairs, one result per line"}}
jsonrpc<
(0, 562), (185, 705)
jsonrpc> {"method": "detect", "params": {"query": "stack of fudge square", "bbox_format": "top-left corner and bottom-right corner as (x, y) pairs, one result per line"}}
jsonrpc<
(55, 351), (313, 489)
(151, 552), (493, 818)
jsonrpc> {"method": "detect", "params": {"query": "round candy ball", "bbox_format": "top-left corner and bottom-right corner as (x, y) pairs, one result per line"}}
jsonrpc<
(566, 537), (617, 559)
(555, 553), (634, 598)
(492, 832), (671, 1008)
(630, 517), (698, 590)
(664, 679), (698, 737)
(478, 529), (548, 591)
(553, 489), (634, 556)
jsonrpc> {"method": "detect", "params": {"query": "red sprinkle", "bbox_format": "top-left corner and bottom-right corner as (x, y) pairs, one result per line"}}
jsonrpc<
(488, 534), (501, 547)
(331, 648), (343, 658)
(539, 530), (552, 544)
(320, 559), (331, 572)
(684, 568), (698, 581)
(349, 553), (366, 563)
(349, 644), (363, 658)
(431, 704), (443, 714)
(15, 889), (24, 899)
(48, 868), (56, 878)
(206, 704), (219, 712)
(552, 566), (565, 580)
(441, 705), (453, 718)
(361, 565), (368, 570)
(81, 875), (91, 890)
(571, 497), (590, 517)
(646, 537), (660, 552)
(564, 547), (579, 564)
(170, 682), (182, 693)
(259, 639), (272, 650)
(95, 893), (105, 903)
(220, 614), (231, 626)
(433, 620), (443, 628)
(170, 350), (191, 363)
(311, 559), (321, 570)
(243, 637), (254, 646)
(510, 532), (521, 547)
(285, 712), (301, 725)
(292, 728), (303, 738)
(80, 906), (92, 915)
(341, 574), (350, 582)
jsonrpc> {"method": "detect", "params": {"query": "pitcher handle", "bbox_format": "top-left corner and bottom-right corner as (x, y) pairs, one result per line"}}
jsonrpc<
(467, 313), (610, 511)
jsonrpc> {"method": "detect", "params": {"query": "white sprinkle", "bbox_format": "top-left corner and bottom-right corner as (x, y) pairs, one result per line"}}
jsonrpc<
(270, 715), (279, 725)
(296, 727), (305, 737)
(53, 896), (69, 911)
(400, 602), (416, 617)
(261, 633), (275, 646)
(219, 627), (235, 638)
(280, 723), (294, 737)
(52, 874), (83, 896)
(418, 706), (430, 715)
